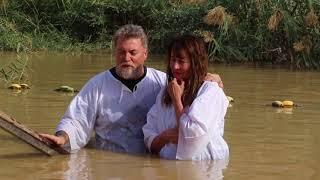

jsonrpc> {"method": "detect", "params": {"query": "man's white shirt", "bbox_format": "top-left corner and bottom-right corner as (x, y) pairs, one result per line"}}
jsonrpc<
(56, 68), (166, 153)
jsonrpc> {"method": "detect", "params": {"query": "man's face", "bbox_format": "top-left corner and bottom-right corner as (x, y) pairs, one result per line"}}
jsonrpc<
(115, 38), (147, 80)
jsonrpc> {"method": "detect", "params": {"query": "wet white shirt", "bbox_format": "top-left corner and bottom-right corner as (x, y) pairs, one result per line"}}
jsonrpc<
(143, 81), (229, 160)
(56, 68), (166, 154)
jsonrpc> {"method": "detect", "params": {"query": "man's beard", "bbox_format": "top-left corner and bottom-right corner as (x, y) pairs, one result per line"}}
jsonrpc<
(116, 65), (143, 80)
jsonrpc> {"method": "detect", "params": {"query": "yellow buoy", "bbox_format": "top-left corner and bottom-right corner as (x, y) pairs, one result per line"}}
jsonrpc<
(8, 84), (21, 90)
(282, 100), (294, 107)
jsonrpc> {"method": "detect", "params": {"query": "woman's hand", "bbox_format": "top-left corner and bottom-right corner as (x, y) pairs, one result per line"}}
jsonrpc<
(150, 127), (179, 154)
(167, 78), (185, 103)
(161, 127), (179, 144)
(167, 78), (185, 125)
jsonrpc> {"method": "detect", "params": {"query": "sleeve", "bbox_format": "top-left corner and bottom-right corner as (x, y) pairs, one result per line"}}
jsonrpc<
(176, 82), (229, 160)
(56, 79), (99, 151)
(142, 88), (165, 152)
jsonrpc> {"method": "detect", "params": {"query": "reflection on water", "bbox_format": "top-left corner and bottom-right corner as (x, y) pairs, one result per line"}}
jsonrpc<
(1, 52), (320, 179)
(274, 107), (293, 114)
(62, 149), (228, 180)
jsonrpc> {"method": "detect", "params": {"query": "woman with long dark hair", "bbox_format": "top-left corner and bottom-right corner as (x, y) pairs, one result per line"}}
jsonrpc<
(143, 35), (229, 160)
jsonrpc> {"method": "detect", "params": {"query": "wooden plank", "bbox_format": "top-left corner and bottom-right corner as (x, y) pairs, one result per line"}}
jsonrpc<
(0, 110), (69, 156)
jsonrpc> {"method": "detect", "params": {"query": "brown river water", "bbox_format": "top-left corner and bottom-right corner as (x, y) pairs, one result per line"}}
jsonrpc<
(0, 52), (320, 180)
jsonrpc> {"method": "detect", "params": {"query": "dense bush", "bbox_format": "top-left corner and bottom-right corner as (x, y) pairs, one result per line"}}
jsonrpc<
(204, 0), (320, 68)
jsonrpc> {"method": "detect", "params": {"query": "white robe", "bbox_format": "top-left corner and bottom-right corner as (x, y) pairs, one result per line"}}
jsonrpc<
(56, 68), (166, 154)
(143, 81), (229, 160)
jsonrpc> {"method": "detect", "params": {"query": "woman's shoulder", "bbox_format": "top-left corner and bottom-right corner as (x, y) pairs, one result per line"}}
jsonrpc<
(198, 81), (222, 94)
(155, 86), (167, 102)
(196, 81), (228, 104)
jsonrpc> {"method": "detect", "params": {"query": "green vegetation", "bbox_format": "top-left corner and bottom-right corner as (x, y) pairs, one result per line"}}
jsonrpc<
(0, 0), (319, 69)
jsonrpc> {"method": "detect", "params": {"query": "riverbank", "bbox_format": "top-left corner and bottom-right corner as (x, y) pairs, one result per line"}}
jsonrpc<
(0, 0), (319, 69)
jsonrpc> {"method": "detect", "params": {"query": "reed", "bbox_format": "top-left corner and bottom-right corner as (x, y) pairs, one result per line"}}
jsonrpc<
(305, 9), (319, 27)
(203, 6), (226, 26)
(268, 10), (283, 31)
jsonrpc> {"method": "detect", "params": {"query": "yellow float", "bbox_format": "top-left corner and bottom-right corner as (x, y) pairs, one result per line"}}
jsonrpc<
(8, 84), (21, 90)
(272, 100), (294, 108)
(282, 100), (294, 107)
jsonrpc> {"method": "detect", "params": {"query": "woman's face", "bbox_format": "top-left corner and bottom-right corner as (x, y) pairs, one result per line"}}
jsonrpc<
(170, 49), (191, 81)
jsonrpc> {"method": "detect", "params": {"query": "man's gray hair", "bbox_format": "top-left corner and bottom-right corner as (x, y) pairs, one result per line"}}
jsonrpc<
(113, 24), (148, 49)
